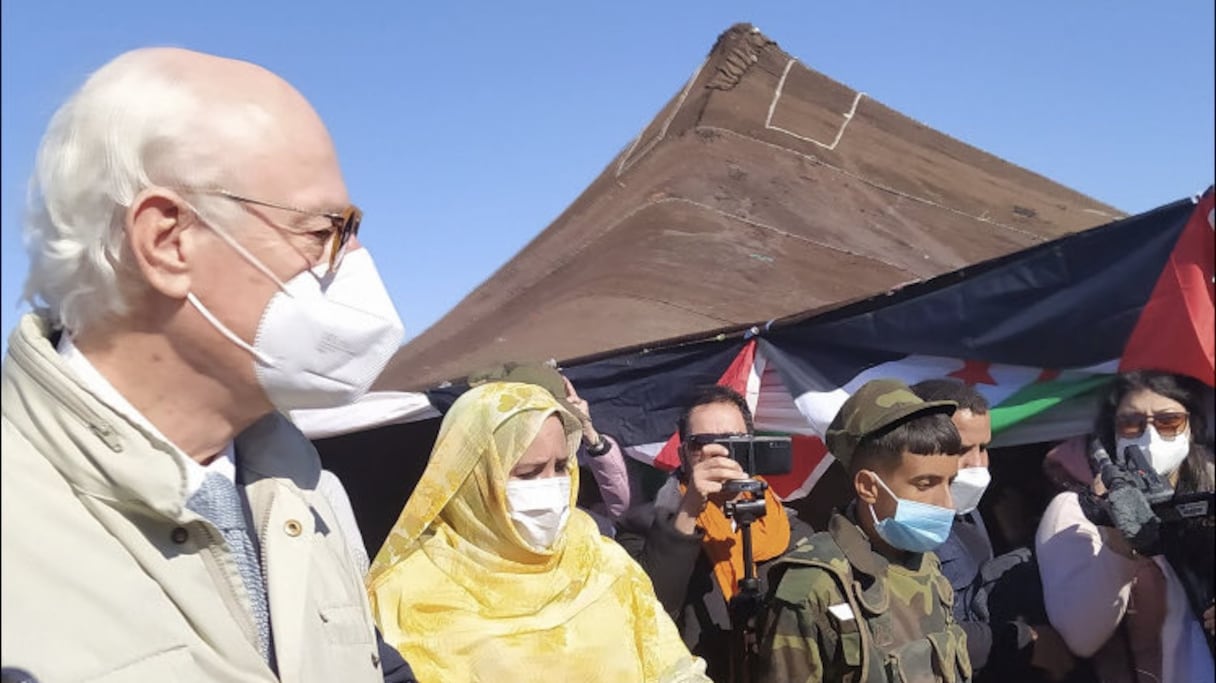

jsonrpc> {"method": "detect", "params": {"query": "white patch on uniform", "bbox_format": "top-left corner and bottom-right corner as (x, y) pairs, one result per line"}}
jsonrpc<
(828, 603), (855, 621)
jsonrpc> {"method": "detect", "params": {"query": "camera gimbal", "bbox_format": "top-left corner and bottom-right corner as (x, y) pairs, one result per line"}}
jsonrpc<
(723, 478), (769, 683)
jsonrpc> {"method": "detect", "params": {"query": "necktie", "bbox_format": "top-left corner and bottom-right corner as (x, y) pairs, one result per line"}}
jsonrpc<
(186, 473), (272, 662)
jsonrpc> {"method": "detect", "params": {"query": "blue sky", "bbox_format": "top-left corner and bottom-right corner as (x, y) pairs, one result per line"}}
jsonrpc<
(2, 2), (1213, 347)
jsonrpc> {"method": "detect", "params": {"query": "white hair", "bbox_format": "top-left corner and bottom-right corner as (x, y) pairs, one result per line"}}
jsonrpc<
(22, 48), (275, 334)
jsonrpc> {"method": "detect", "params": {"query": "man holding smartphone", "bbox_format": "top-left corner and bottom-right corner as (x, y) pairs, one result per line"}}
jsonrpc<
(615, 385), (813, 681)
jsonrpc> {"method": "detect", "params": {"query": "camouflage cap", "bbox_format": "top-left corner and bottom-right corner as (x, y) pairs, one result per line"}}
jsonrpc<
(467, 362), (578, 416)
(825, 379), (957, 468)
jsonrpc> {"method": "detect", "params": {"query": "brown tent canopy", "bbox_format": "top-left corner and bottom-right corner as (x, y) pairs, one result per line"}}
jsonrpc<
(375, 22), (1121, 393)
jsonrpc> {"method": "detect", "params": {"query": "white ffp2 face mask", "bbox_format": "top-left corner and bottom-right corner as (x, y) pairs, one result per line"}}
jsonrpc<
(187, 231), (405, 412)
(949, 466), (991, 515)
(1117, 426), (1191, 478)
(505, 476), (572, 550)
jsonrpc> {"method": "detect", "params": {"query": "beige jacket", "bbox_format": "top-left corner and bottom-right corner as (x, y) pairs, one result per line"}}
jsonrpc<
(0, 315), (384, 683)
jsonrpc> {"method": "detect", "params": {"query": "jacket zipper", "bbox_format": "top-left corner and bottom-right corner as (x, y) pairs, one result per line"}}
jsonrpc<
(257, 487), (276, 582)
(197, 519), (261, 648)
(9, 338), (124, 451)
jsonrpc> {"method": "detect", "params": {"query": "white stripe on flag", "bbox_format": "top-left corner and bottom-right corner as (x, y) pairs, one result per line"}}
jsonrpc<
(622, 441), (666, 466)
(781, 452), (837, 502)
(743, 345), (768, 417)
(791, 355), (1118, 438)
(755, 363), (820, 435)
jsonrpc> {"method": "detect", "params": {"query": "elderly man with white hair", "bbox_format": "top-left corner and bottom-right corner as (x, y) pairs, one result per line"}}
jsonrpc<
(1, 48), (408, 682)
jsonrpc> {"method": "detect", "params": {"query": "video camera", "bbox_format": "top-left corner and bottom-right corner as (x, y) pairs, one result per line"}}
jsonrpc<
(687, 434), (793, 478)
(1079, 438), (1214, 654)
(1079, 439), (1213, 554)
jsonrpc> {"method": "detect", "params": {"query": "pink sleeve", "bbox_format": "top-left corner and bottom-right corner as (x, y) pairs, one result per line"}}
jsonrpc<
(581, 435), (632, 520)
(1035, 491), (1141, 657)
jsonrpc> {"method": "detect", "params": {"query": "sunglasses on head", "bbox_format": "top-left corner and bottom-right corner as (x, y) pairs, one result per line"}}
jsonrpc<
(1114, 411), (1189, 439)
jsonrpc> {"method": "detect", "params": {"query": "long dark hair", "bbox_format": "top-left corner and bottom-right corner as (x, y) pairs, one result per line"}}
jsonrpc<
(1094, 370), (1214, 494)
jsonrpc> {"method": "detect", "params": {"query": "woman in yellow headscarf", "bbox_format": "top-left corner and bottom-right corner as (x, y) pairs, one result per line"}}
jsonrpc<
(367, 381), (710, 682)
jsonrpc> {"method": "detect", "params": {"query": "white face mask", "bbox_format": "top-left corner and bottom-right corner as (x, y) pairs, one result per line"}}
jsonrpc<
(1117, 426), (1191, 478)
(949, 466), (991, 515)
(186, 221), (405, 412)
(505, 476), (572, 550)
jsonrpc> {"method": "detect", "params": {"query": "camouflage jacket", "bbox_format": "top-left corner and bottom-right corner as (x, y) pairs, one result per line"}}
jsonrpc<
(759, 510), (971, 683)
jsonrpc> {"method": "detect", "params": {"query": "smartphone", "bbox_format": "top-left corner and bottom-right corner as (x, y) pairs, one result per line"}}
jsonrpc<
(690, 434), (793, 476)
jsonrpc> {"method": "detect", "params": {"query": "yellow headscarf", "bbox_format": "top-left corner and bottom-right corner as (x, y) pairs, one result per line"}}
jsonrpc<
(367, 382), (708, 683)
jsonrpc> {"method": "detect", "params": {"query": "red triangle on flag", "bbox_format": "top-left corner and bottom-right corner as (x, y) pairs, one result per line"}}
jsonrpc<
(1120, 191), (1216, 386)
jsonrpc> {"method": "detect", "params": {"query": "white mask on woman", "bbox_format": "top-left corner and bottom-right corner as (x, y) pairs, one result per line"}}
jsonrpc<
(505, 476), (572, 550)
(1117, 426), (1191, 477)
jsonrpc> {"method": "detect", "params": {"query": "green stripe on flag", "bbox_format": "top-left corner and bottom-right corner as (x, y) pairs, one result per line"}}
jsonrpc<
(990, 374), (1112, 433)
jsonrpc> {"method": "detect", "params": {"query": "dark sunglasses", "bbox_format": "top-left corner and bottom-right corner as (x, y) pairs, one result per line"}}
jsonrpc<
(209, 189), (361, 272)
(683, 433), (749, 452)
(1114, 411), (1189, 439)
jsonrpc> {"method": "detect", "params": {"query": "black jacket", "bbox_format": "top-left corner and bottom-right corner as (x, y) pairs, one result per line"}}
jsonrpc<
(939, 512), (1052, 683)
(375, 627), (418, 683)
(615, 488), (814, 681)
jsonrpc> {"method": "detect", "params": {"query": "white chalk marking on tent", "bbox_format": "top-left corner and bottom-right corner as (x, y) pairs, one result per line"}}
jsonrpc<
(765, 58), (867, 152)
(657, 196), (914, 272)
(522, 192), (916, 294)
(616, 58), (708, 178)
(699, 126), (1053, 243)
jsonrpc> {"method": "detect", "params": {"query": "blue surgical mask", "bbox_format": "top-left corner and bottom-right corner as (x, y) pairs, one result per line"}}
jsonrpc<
(867, 473), (955, 553)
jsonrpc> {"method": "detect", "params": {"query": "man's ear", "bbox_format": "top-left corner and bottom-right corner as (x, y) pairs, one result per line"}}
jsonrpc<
(125, 189), (196, 299)
(854, 468), (880, 505)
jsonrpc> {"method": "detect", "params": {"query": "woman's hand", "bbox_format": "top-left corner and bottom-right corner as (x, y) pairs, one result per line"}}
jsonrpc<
(1204, 602), (1215, 636)
(561, 375), (600, 447)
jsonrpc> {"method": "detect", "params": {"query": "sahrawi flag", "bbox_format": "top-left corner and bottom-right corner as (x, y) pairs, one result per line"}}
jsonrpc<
(571, 190), (1213, 502)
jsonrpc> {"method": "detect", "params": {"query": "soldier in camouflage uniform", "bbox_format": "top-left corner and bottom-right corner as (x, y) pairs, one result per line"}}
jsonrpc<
(759, 379), (973, 683)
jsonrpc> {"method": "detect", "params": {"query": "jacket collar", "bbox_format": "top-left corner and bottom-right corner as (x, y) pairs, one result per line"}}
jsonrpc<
(3, 314), (320, 520)
(4, 315), (193, 519)
(828, 508), (896, 616)
(829, 507), (890, 579)
(235, 411), (321, 491)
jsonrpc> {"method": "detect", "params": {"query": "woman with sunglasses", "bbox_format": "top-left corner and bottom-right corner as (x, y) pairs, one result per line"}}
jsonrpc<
(1036, 370), (1214, 683)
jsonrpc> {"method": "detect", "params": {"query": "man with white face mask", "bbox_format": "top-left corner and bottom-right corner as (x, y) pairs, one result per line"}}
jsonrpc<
(911, 379), (1075, 683)
(1, 48), (406, 682)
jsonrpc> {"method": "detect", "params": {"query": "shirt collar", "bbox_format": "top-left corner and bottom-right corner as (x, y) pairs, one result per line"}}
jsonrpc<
(56, 333), (234, 494)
